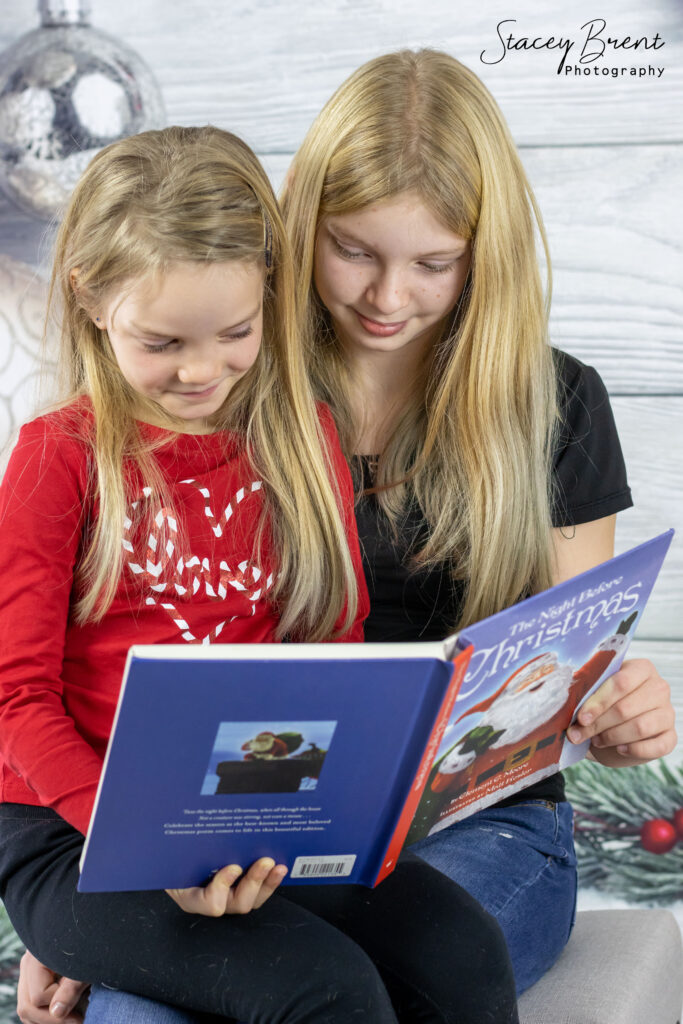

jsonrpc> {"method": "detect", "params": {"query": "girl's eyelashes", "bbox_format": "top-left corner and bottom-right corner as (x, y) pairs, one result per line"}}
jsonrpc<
(139, 327), (253, 353)
(419, 260), (459, 274)
(331, 236), (367, 261)
(330, 233), (462, 273)
(141, 340), (175, 353)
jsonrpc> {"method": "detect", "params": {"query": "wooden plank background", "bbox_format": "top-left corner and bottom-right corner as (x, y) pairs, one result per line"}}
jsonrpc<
(0, 1), (681, 746)
(3, 1), (681, 146)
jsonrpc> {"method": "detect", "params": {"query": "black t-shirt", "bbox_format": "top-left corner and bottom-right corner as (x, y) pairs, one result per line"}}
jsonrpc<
(353, 349), (633, 805)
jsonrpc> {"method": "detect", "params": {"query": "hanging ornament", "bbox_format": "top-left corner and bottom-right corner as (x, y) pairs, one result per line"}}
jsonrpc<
(639, 818), (677, 855)
(0, 0), (165, 220)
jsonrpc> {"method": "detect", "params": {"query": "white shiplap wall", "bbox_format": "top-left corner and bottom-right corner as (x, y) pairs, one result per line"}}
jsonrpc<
(0, 1), (681, 733)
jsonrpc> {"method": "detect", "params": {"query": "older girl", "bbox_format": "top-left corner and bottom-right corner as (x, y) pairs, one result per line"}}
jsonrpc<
(282, 47), (675, 993)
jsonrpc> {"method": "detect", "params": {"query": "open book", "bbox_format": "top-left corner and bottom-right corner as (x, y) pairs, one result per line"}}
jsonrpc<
(79, 530), (673, 892)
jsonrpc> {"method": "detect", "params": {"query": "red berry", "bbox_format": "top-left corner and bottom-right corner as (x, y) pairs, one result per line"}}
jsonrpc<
(640, 818), (677, 854)
(673, 809), (683, 840)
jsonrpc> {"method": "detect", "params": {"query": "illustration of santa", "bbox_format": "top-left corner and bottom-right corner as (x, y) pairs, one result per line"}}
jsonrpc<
(409, 612), (637, 835)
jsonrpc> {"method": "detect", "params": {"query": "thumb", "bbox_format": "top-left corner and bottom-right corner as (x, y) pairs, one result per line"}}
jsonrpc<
(49, 977), (88, 1020)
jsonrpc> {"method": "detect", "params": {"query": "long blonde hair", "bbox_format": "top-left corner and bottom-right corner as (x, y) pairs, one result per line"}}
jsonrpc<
(50, 125), (358, 640)
(282, 49), (559, 629)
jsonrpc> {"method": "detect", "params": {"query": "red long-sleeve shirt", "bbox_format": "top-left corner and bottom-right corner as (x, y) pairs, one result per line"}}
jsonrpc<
(0, 402), (368, 835)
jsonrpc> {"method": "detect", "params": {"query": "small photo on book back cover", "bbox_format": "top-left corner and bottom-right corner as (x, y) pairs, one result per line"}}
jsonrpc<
(202, 721), (337, 795)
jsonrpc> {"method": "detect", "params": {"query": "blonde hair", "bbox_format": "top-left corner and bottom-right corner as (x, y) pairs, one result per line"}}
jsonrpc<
(282, 49), (559, 628)
(50, 125), (358, 640)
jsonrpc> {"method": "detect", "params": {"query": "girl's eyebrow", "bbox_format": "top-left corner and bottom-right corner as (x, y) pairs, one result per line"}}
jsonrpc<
(326, 224), (371, 248)
(131, 306), (261, 338)
(326, 223), (468, 259)
(217, 306), (262, 334)
(417, 245), (469, 259)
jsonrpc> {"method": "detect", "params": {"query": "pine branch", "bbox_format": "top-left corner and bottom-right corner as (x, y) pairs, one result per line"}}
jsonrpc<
(0, 903), (23, 1022)
(564, 759), (683, 904)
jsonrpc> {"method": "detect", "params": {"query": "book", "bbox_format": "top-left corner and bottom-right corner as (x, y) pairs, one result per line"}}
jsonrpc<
(78, 529), (673, 892)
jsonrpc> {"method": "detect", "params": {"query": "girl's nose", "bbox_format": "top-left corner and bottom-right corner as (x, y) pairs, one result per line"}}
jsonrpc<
(365, 268), (409, 317)
(176, 352), (223, 386)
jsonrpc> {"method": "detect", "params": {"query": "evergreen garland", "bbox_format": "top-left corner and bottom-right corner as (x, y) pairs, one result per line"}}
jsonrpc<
(0, 903), (23, 1023)
(564, 758), (683, 903)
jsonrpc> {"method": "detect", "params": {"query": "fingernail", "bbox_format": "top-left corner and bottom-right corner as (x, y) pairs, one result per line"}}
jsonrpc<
(51, 1004), (67, 1019)
(617, 745), (629, 755)
(567, 727), (582, 743)
(580, 711), (594, 725)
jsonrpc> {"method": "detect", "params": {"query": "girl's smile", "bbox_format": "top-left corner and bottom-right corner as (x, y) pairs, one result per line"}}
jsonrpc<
(354, 312), (408, 337)
(96, 261), (264, 433)
(173, 382), (222, 399)
(314, 192), (470, 361)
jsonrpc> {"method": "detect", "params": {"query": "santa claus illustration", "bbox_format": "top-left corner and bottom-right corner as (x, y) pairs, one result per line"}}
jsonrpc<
(412, 612), (637, 831)
(214, 730), (328, 794)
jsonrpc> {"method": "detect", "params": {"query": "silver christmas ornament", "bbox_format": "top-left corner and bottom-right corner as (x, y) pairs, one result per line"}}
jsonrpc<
(0, 0), (165, 220)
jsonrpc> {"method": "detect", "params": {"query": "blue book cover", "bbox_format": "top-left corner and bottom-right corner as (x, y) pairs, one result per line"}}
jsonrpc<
(80, 531), (671, 892)
(79, 642), (470, 892)
(406, 530), (673, 840)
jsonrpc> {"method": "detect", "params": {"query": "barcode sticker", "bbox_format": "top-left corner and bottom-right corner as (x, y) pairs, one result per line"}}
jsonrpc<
(290, 854), (357, 879)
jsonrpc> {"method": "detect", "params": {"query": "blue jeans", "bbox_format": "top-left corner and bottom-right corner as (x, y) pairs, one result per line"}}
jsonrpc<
(86, 990), (204, 1024)
(410, 798), (578, 995)
(84, 801), (573, 1024)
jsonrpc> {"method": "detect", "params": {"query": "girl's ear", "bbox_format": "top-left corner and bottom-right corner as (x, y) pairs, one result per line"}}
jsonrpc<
(70, 268), (105, 328)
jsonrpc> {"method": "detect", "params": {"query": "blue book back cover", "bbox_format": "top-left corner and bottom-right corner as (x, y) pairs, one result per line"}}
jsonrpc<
(407, 531), (673, 836)
(79, 653), (454, 892)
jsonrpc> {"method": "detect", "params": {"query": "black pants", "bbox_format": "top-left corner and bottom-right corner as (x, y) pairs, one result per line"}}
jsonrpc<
(0, 805), (518, 1024)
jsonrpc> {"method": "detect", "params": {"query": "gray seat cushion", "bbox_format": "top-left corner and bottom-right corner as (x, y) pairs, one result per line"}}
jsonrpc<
(518, 910), (683, 1024)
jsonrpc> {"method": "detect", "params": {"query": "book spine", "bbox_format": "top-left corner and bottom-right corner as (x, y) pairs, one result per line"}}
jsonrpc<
(373, 645), (474, 886)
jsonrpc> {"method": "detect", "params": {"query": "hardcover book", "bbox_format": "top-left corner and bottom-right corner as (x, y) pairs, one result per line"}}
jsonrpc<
(79, 530), (673, 892)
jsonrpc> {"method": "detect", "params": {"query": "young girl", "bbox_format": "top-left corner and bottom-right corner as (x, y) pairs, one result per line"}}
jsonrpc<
(1, 124), (521, 1024)
(18, 52), (676, 1023)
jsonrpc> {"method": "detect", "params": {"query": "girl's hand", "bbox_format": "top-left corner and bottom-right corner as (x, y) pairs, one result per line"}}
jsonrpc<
(166, 858), (288, 915)
(16, 951), (88, 1024)
(566, 658), (677, 767)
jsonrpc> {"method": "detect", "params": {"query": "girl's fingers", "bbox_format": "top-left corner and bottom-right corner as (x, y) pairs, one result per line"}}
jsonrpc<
(569, 661), (672, 744)
(49, 977), (89, 1021)
(224, 858), (278, 915)
(20, 952), (56, 1006)
(166, 859), (287, 916)
(590, 708), (675, 750)
(166, 864), (243, 915)
(16, 954), (86, 1024)
(592, 728), (678, 764)
(252, 864), (288, 910)
(592, 725), (677, 761)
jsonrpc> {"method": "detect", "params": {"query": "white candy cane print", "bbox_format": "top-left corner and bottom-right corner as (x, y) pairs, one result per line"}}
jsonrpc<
(122, 480), (274, 644)
(179, 477), (262, 538)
